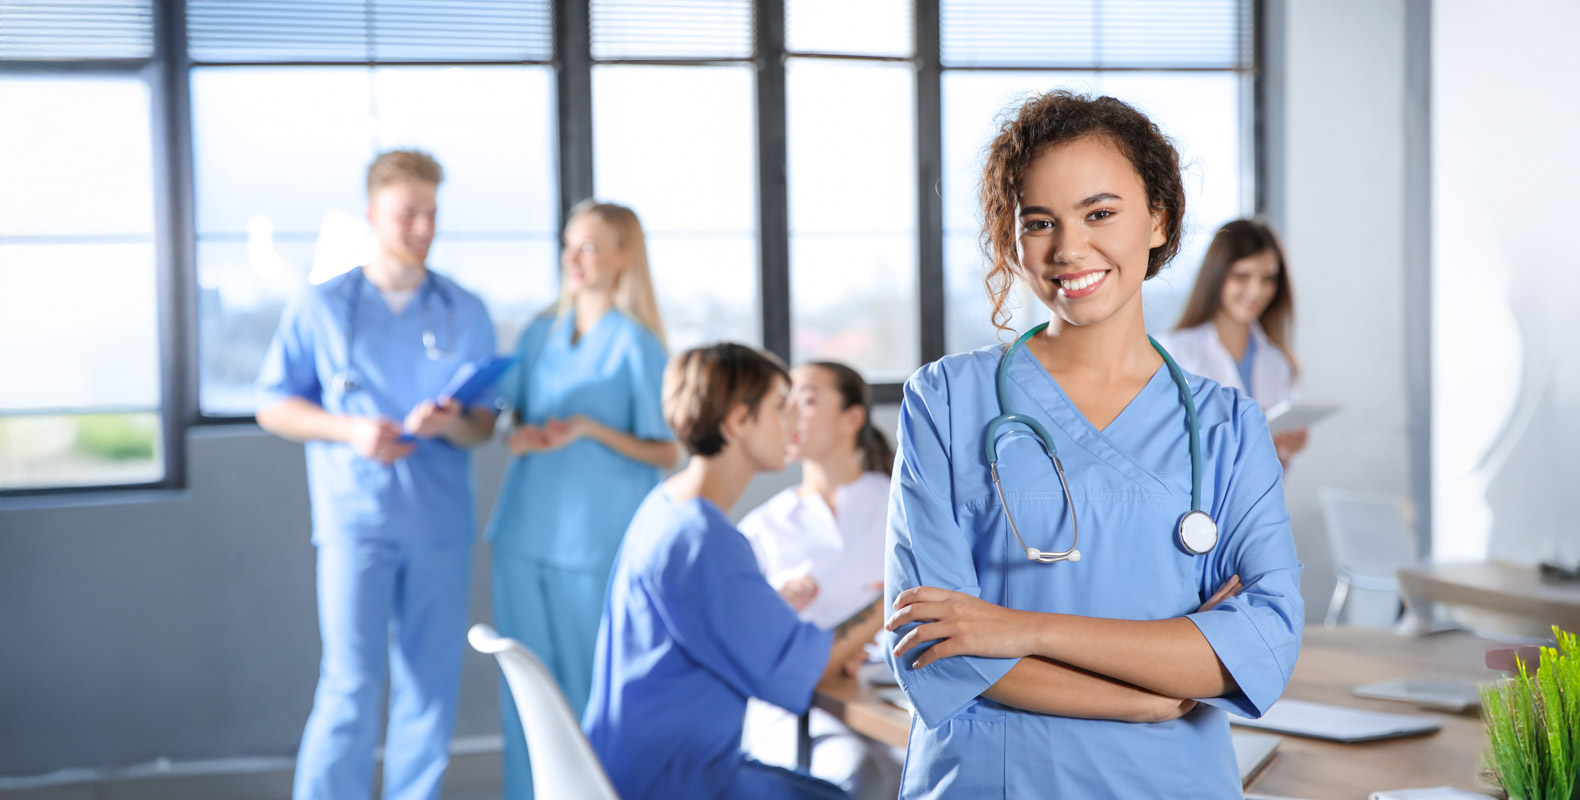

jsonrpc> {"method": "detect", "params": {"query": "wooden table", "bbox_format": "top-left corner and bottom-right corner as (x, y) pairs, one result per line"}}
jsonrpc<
(1398, 560), (1580, 637)
(811, 627), (1504, 798)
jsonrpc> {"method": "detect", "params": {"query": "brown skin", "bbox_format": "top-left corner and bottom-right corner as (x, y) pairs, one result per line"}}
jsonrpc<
(891, 136), (1243, 719)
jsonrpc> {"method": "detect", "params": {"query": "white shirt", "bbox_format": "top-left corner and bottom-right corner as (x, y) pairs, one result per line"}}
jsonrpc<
(737, 471), (889, 630)
(1160, 321), (1296, 410)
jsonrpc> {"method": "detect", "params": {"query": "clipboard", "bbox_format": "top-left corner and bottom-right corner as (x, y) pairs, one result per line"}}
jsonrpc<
(397, 356), (519, 442)
(440, 355), (519, 407)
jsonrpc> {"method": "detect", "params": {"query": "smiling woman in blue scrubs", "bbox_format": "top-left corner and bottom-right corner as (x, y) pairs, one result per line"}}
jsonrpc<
(583, 343), (884, 800)
(485, 200), (679, 799)
(882, 92), (1304, 799)
(255, 150), (498, 800)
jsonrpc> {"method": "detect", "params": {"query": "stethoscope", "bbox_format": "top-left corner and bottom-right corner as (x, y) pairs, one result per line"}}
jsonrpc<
(329, 267), (458, 398)
(985, 322), (1218, 563)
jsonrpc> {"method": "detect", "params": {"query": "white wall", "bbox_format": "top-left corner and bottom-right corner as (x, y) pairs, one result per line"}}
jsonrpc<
(1278, 0), (1413, 620)
(1431, 0), (1580, 567)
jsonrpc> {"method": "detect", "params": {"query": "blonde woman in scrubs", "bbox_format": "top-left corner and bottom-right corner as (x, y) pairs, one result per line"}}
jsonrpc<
(485, 200), (679, 800)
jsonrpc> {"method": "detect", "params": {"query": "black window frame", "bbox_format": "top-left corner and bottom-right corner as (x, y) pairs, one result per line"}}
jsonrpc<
(0, 0), (1264, 498)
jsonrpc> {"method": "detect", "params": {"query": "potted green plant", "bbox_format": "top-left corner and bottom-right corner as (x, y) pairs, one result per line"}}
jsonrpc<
(1480, 626), (1580, 800)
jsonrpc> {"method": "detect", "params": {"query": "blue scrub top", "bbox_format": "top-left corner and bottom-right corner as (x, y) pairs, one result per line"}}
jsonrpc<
(1236, 334), (1258, 397)
(485, 308), (671, 568)
(583, 488), (833, 800)
(885, 344), (1303, 799)
(256, 268), (496, 546)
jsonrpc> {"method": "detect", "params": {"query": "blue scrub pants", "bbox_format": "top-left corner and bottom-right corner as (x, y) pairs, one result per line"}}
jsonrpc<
(492, 551), (610, 800)
(293, 540), (472, 800)
(731, 758), (852, 799)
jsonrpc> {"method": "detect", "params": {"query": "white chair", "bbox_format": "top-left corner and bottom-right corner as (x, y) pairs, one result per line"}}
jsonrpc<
(1318, 488), (1421, 628)
(468, 624), (619, 800)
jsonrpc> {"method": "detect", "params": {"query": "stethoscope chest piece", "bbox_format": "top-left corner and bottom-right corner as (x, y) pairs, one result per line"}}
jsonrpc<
(1178, 510), (1218, 555)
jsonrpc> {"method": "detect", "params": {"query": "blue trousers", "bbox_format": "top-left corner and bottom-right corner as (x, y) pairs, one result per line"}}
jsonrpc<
(491, 551), (610, 800)
(731, 758), (853, 799)
(293, 540), (472, 800)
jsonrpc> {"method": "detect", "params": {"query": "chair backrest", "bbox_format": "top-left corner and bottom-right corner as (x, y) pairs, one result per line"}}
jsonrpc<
(1319, 488), (1419, 588)
(468, 624), (619, 800)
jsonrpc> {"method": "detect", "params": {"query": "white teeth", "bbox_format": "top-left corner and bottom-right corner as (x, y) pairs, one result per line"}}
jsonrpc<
(1060, 272), (1104, 292)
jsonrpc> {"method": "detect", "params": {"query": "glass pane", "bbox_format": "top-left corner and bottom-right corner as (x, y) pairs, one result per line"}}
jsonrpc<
(192, 65), (559, 416)
(940, 71), (1247, 352)
(0, 247), (159, 414)
(593, 65), (759, 350)
(787, 59), (917, 380)
(191, 67), (373, 235)
(786, 0), (914, 57)
(429, 237), (562, 353)
(0, 412), (163, 490)
(373, 67), (559, 232)
(0, 77), (154, 237)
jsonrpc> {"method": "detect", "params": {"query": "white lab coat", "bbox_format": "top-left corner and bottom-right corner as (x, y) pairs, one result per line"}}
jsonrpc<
(736, 472), (902, 800)
(1161, 321), (1296, 410)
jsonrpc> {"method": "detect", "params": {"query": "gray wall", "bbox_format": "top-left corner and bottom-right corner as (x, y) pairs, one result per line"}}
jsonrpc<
(0, 428), (506, 776)
(1274, 0), (1413, 621)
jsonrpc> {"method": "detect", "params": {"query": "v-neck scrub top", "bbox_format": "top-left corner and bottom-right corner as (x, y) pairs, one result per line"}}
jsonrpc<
(485, 309), (672, 568)
(884, 344), (1304, 799)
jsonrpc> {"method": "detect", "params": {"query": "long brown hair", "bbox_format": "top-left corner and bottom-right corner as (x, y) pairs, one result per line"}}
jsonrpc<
(808, 361), (894, 475)
(979, 91), (1186, 336)
(1174, 218), (1297, 372)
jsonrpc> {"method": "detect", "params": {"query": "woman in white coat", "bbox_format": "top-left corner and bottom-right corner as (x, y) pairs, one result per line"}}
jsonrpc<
(737, 361), (902, 800)
(1165, 218), (1307, 466)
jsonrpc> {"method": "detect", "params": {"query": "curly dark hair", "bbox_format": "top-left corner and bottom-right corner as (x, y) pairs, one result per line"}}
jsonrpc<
(979, 90), (1186, 335)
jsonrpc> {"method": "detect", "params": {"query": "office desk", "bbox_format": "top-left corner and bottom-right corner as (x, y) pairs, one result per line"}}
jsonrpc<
(1398, 559), (1580, 637)
(811, 627), (1502, 797)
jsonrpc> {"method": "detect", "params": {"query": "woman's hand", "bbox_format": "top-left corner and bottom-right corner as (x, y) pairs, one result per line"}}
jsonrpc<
(505, 424), (548, 456)
(777, 574), (819, 612)
(886, 586), (1036, 668)
(1198, 574), (1242, 613)
(536, 415), (601, 452)
(1273, 427), (1309, 465)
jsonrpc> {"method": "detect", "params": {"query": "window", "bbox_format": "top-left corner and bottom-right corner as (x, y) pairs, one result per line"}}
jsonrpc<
(589, 0), (759, 352)
(939, 0), (1255, 353)
(592, 65), (760, 351)
(2, 1), (1262, 493)
(0, 0), (166, 491)
(187, 1), (558, 417)
(785, 0), (918, 382)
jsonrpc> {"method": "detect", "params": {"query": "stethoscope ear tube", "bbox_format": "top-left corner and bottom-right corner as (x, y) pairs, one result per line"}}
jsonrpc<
(987, 325), (1216, 564)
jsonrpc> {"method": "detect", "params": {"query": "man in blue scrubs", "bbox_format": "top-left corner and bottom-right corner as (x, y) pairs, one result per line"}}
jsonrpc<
(256, 150), (498, 800)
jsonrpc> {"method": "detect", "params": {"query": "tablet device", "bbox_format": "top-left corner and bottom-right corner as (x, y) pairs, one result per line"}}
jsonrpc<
(1229, 699), (1440, 742)
(1264, 401), (1340, 434)
(1233, 732), (1281, 785)
(1352, 678), (1483, 713)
